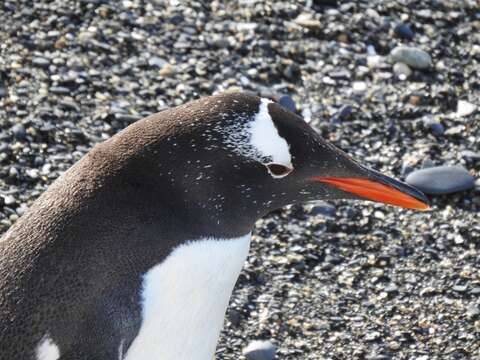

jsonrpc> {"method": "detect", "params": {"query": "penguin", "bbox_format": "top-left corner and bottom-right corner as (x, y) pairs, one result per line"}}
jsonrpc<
(0, 92), (429, 360)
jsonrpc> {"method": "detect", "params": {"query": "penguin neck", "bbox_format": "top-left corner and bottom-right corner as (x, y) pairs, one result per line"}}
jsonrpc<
(124, 234), (251, 360)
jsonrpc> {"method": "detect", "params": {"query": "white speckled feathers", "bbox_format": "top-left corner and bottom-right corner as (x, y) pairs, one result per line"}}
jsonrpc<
(221, 98), (293, 175)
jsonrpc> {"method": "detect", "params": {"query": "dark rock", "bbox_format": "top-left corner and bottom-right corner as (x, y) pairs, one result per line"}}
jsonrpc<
(277, 95), (296, 113)
(311, 202), (336, 218)
(423, 116), (444, 136)
(336, 105), (353, 121)
(32, 57), (50, 68)
(11, 124), (26, 140)
(406, 166), (475, 195)
(394, 23), (414, 40)
(170, 14), (184, 25)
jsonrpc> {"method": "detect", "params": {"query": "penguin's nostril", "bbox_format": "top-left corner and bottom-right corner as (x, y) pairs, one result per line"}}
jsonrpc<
(265, 163), (293, 178)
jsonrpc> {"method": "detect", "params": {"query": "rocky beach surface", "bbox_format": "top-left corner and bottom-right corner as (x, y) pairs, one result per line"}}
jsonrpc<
(0, 1), (479, 359)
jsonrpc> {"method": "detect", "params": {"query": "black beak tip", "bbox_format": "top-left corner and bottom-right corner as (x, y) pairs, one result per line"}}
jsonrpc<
(368, 168), (431, 210)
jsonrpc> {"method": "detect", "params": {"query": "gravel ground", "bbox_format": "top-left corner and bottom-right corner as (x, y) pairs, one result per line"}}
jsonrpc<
(0, 1), (479, 359)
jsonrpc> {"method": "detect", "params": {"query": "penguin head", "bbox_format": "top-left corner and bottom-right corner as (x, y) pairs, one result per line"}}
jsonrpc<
(104, 92), (429, 235)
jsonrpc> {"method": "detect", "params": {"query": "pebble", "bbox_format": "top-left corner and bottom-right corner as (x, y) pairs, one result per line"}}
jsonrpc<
(394, 23), (414, 40)
(452, 284), (468, 293)
(461, 150), (480, 162)
(49, 86), (70, 95)
(277, 95), (296, 113)
(406, 165), (475, 195)
(11, 124), (26, 140)
(390, 46), (432, 69)
(456, 100), (476, 117)
(393, 62), (412, 79)
(242, 340), (277, 360)
(311, 202), (336, 218)
(148, 57), (168, 68)
(352, 81), (367, 92)
(466, 304), (480, 320)
(294, 13), (322, 30)
(336, 105), (354, 121)
(159, 64), (175, 77)
(32, 57), (50, 69)
(422, 116), (445, 136)
(3, 195), (16, 206)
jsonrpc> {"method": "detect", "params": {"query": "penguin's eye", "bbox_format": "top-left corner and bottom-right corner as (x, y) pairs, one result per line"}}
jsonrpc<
(265, 163), (293, 178)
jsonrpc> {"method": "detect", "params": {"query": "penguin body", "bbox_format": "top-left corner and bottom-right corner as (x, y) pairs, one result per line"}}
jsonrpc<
(0, 93), (428, 359)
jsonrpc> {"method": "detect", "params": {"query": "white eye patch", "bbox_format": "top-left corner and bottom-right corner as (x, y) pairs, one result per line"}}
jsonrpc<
(248, 98), (293, 171)
(220, 97), (293, 178)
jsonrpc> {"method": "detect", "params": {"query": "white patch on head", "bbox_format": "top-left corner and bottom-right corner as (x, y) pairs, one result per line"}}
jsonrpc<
(124, 234), (251, 360)
(220, 98), (293, 178)
(248, 98), (292, 170)
(36, 335), (60, 360)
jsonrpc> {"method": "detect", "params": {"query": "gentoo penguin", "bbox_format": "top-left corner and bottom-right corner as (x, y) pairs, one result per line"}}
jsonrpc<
(0, 92), (429, 360)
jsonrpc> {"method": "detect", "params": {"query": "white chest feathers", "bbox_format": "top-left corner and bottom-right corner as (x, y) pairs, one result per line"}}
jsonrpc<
(36, 336), (60, 360)
(124, 234), (251, 360)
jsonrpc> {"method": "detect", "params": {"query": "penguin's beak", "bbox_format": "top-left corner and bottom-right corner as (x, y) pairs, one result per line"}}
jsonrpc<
(312, 168), (430, 211)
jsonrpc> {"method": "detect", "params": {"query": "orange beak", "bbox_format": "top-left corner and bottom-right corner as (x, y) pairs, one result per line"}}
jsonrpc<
(312, 176), (430, 211)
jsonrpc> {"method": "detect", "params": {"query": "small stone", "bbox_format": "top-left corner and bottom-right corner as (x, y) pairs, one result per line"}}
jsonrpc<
(393, 62), (412, 80)
(385, 284), (399, 295)
(242, 340), (277, 360)
(277, 95), (296, 113)
(406, 165), (475, 195)
(452, 284), (468, 293)
(159, 64), (175, 77)
(390, 46), (432, 70)
(311, 202), (336, 218)
(78, 31), (95, 43)
(444, 125), (465, 136)
(32, 57), (50, 69)
(456, 100), (476, 117)
(294, 13), (322, 30)
(466, 304), (480, 319)
(454, 234), (465, 244)
(114, 113), (142, 122)
(169, 14), (184, 25)
(49, 86), (70, 95)
(423, 116), (444, 136)
(364, 331), (381, 341)
(58, 100), (80, 112)
(9, 167), (19, 178)
(461, 150), (480, 162)
(365, 355), (391, 360)
(337, 105), (353, 120)
(337, 33), (349, 43)
(11, 124), (26, 140)
(470, 287), (480, 295)
(367, 55), (384, 69)
(394, 23), (414, 40)
(148, 57), (168, 68)
(409, 94), (422, 106)
(352, 81), (367, 92)
(3, 195), (16, 206)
